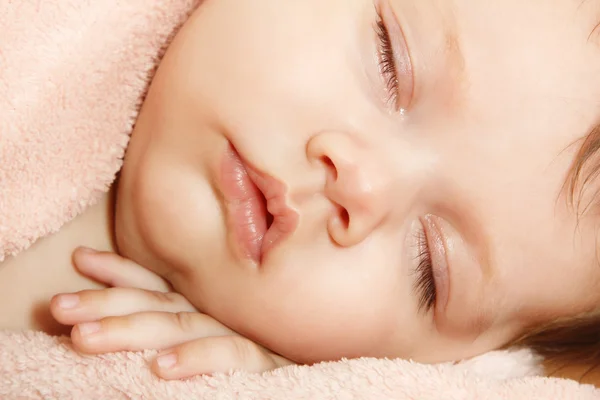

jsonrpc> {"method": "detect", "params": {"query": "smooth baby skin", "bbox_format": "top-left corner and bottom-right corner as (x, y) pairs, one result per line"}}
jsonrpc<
(3, 0), (600, 377)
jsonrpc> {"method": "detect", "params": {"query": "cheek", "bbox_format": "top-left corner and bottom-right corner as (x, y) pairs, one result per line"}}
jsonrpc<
(224, 256), (406, 364)
(128, 151), (226, 276)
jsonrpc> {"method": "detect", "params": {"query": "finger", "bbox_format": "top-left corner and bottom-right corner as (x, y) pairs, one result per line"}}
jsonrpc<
(73, 247), (170, 292)
(51, 287), (196, 325)
(152, 336), (294, 379)
(70, 311), (235, 354)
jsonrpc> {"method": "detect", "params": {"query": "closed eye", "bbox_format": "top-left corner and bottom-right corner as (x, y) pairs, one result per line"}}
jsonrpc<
(414, 228), (436, 312)
(373, 3), (414, 113)
(375, 11), (400, 110)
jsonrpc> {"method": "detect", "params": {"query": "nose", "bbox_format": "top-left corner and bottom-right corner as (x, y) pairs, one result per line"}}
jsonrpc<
(307, 131), (394, 247)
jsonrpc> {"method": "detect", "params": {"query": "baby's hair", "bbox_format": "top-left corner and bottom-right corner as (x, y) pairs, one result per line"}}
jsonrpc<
(514, 122), (600, 377)
(565, 123), (600, 215)
(525, 11), (600, 377)
(513, 311), (600, 376)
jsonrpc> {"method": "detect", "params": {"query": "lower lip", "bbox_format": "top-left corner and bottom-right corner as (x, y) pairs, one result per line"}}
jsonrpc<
(219, 145), (297, 265)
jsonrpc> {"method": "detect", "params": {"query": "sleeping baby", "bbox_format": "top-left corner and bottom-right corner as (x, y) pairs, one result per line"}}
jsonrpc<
(3, 0), (600, 383)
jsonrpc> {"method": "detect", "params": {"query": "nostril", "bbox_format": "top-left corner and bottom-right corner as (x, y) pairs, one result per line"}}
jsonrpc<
(328, 205), (351, 246)
(321, 156), (338, 181)
(339, 207), (350, 229)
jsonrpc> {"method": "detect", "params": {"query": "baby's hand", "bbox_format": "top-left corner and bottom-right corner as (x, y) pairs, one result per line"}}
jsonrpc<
(50, 248), (293, 379)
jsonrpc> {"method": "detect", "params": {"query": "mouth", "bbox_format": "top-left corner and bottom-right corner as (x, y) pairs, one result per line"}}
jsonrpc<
(220, 144), (298, 265)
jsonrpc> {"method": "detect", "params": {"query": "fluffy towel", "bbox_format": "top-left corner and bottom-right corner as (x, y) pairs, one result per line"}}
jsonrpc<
(2, 331), (599, 400)
(1, 0), (599, 398)
(0, 0), (199, 260)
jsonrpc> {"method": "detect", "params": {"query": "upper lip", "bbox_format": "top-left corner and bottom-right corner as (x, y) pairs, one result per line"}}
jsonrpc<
(223, 144), (299, 265)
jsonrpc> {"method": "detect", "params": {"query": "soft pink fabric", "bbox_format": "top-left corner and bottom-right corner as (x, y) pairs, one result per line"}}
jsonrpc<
(1, 331), (598, 400)
(0, 0), (199, 260)
(1, 1), (599, 398)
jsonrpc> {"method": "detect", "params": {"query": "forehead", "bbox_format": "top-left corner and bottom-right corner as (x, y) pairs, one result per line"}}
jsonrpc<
(450, 0), (600, 125)
(460, 0), (600, 317)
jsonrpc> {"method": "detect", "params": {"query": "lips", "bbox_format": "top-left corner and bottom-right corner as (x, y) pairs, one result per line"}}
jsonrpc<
(220, 144), (298, 265)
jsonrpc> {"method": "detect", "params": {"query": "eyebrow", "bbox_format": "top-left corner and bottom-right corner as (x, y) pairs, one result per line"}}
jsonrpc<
(443, 25), (465, 76)
(429, 1), (468, 112)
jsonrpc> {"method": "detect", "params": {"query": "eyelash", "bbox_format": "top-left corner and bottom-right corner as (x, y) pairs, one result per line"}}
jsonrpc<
(414, 229), (436, 312)
(375, 11), (400, 110)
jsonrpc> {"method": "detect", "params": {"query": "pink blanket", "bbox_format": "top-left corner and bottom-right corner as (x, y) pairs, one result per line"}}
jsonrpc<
(0, 0), (197, 260)
(1, 0), (598, 398)
(2, 331), (599, 400)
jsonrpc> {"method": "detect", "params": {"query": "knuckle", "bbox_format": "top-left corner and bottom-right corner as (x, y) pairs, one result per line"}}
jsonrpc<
(172, 312), (198, 333)
(230, 337), (259, 364)
(149, 290), (182, 305)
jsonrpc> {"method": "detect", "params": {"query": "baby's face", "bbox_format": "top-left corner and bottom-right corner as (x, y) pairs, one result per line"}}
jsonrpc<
(116, 0), (600, 364)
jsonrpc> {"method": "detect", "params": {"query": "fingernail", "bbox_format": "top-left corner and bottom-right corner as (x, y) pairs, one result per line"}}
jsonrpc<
(57, 294), (79, 309)
(77, 247), (97, 254)
(156, 353), (178, 369)
(77, 322), (101, 336)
